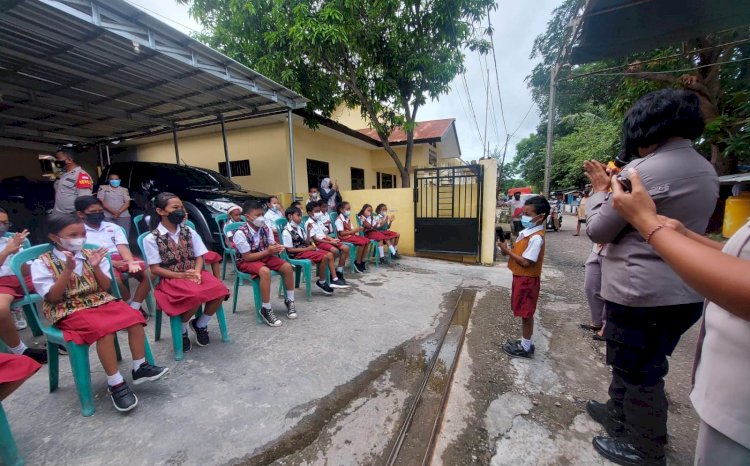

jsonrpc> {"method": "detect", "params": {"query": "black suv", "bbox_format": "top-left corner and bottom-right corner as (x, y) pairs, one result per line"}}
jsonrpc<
(97, 162), (269, 249)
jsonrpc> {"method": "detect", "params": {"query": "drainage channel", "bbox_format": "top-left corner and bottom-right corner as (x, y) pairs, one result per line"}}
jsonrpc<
(386, 288), (477, 466)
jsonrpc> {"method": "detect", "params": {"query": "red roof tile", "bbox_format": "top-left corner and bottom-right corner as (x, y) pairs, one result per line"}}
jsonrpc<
(357, 119), (455, 144)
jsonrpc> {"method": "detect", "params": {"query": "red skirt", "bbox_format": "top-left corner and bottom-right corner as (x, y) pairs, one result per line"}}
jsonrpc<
(365, 231), (389, 241)
(0, 275), (35, 299)
(316, 242), (337, 253)
(238, 255), (288, 275)
(0, 353), (41, 384)
(293, 250), (329, 263)
(55, 301), (147, 345)
(379, 229), (399, 239)
(340, 235), (370, 246)
(155, 270), (229, 317)
(511, 275), (541, 319)
(110, 254), (146, 279)
(203, 251), (222, 265)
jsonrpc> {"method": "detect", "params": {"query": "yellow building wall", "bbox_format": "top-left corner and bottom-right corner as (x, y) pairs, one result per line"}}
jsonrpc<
(339, 187), (415, 255)
(136, 122), (290, 196)
(329, 104), (369, 130)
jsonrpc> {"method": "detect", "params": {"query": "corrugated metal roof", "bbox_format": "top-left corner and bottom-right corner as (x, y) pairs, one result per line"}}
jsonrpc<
(0, 0), (308, 145)
(357, 119), (456, 144)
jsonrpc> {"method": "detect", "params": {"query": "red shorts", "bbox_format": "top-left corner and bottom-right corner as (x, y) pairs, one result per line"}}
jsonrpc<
(237, 255), (288, 276)
(316, 242), (338, 253)
(340, 235), (370, 246)
(0, 353), (41, 384)
(365, 231), (389, 241)
(0, 275), (35, 299)
(511, 275), (541, 319)
(110, 254), (146, 279)
(155, 270), (229, 317)
(380, 229), (399, 239)
(293, 249), (329, 263)
(55, 301), (147, 345)
(203, 251), (222, 265)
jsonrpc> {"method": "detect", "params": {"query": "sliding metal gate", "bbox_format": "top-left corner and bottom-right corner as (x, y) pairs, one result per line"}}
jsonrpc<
(413, 165), (483, 255)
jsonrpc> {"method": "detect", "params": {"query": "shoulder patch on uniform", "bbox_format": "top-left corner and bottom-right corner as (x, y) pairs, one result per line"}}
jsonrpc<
(76, 172), (92, 189)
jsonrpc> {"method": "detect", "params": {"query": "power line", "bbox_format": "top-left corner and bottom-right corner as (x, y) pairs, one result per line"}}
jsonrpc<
(574, 56), (750, 79)
(124, 0), (201, 34)
(487, 7), (508, 136)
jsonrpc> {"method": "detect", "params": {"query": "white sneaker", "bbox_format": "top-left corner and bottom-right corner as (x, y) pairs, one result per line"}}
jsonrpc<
(12, 309), (27, 330)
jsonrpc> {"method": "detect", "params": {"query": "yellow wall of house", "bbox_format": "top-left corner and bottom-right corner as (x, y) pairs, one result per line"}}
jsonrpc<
(339, 188), (414, 255)
(135, 122), (290, 196)
(330, 104), (369, 130)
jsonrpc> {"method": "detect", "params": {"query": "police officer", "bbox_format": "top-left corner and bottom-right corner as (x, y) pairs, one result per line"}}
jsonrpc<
(53, 148), (93, 214)
(97, 172), (132, 238)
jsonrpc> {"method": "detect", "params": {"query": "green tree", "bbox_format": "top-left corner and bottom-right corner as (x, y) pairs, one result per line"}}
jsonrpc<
(182, 0), (494, 187)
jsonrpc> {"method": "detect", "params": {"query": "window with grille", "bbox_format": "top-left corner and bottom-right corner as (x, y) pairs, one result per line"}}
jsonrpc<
(377, 172), (396, 189)
(351, 167), (365, 190)
(218, 159), (251, 177)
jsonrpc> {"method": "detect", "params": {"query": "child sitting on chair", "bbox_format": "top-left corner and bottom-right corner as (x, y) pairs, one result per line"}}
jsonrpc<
(306, 202), (350, 284)
(375, 203), (401, 259)
(143, 193), (229, 351)
(226, 204), (243, 224)
(281, 206), (347, 296)
(359, 204), (390, 261)
(231, 201), (297, 328)
(75, 196), (150, 319)
(31, 213), (168, 412)
(335, 202), (370, 273)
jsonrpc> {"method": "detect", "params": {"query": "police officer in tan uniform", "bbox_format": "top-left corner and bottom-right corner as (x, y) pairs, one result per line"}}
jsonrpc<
(53, 148), (92, 214)
(97, 172), (132, 238)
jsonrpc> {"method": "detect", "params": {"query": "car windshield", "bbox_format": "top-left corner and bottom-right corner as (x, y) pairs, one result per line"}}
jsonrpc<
(176, 166), (239, 190)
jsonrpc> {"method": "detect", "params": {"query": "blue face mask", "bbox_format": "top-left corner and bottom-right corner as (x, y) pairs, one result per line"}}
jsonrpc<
(521, 215), (538, 229)
(109, 180), (121, 188)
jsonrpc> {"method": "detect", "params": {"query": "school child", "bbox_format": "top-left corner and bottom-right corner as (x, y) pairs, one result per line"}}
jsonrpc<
(281, 206), (347, 295)
(335, 202), (371, 273)
(226, 204), (243, 223)
(75, 196), (150, 319)
(316, 199), (335, 235)
(290, 201), (302, 210)
(374, 203), (401, 259)
(143, 193), (229, 351)
(0, 353), (41, 402)
(0, 209), (47, 364)
(264, 196), (285, 242)
(496, 196), (551, 359)
(306, 187), (320, 206)
(305, 202), (350, 284)
(31, 213), (168, 412)
(358, 204), (391, 261)
(231, 201), (296, 327)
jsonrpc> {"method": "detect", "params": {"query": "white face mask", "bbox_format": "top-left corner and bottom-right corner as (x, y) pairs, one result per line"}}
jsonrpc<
(343, 210), (351, 218)
(252, 217), (266, 228)
(60, 237), (85, 252)
(313, 212), (324, 221)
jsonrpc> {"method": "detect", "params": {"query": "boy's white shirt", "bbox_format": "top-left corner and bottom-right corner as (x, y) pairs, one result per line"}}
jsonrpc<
(305, 217), (328, 240)
(281, 222), (306, 249)
(517, 224), (544, 262)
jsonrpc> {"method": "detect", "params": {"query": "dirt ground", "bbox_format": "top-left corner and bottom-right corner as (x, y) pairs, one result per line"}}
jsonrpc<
(434, 215), (701, 466)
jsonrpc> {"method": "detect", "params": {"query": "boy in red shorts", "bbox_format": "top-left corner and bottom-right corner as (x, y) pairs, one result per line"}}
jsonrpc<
(497, 196), (551, 359)
(232, 201), (297, 327)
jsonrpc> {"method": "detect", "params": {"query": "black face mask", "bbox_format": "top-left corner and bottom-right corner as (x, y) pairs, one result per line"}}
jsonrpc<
(85, 212), (105, 225)
(167, 209), (186, 224)
(54, 160), (67, 168)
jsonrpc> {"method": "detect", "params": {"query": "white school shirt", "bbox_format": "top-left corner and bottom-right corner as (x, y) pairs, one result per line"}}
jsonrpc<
(142, 223), (208, 266)
(281, 222), (306, 249)
(0, 236), (25, 278)
(305, 217), (328, 241)
(264, 208), (284, 230)
(31, 248), (112, 299)
(516, 224), (544, 262)
(84, 221), (128, 255)
(335, 214), (353, 233)
(232, 223), (276, 254)
(319, 214), (333, 234)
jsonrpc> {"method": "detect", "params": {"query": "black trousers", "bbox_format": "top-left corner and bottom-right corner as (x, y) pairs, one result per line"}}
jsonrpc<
(604, 301), (703, 458)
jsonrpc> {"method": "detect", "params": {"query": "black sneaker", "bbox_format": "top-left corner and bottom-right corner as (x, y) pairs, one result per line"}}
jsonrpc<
(329, 278), (349, 289)
(284, 299), (297, 319)
(586, 400), (626, 437)
(392, 253), (402, 260)
(353, 262), (364, 274)
(108, 381), (138, 412)
(502, 340), (533, 359)
(338, 271), (346, 283)
(316, 281), (334, 295)
(23, 347), (48, 364)
(260, 307), (282, 327)
(511, 339), (535, 354)
(189, 319), (210, 347)
(362, 261), (368, 271)
(132, 363), (169, 385)
(182, 332), (192, 352)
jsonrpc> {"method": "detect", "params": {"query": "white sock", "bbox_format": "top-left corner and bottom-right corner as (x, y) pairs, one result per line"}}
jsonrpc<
(195, 313), (211, 329)
(318, 279), (326, 285)
(181, 322), (188, 333)
(388, 245), (396, 255)
(132, 358), (145, 372)
(107, 372), (124, 387)
(378, 246), (385, 258)
(336, 266), (343, 273)
(521, 338), (533, 352)
(262, 302), (272, 309)
(129, 301), (143, 310)
(285, 291), (295, 301)
(10, 342), (27, 355)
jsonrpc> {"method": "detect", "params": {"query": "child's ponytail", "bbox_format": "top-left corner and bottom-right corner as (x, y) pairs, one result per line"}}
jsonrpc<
(148, 192), (178, 231)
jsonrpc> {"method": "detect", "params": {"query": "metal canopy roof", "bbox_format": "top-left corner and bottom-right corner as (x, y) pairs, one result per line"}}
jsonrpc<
(570, 0), (750, 64)
(0, 0), (308, 146)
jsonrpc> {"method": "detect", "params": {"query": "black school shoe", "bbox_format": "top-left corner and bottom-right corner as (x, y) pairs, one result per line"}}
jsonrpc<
(189, 319), (210, 347)
(502, 340), (534, 359)
(132, 363), (169, 385)
(592, 436), (665, 466)
(316, 281), (334, 295)
(329, 278), (349, 289)
(353, 262), (365, 273)
(284, 299), (297, 319)
(108, 381), (138, 412)
(337, 271), (346, 284)
(23, 347), (48, 364)
(181, 332), (192, 352)
(260, 307), (283, 327)
(586, 400), (626, 437)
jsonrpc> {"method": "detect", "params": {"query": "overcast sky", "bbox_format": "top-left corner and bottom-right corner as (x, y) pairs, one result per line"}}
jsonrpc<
(126, 0), (560, 163)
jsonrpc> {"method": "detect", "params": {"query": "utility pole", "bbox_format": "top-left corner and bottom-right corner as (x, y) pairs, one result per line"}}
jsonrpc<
(543, 63), (559, 198)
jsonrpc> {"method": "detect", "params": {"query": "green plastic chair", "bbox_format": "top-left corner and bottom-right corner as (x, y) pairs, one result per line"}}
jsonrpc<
(213, 213), (236, 280)
(106, 224), (156, 317)
(274, 219), (314, 300)
(136, 232), (230, 361)
(133, 214), (145, 238)
(10, 243), (156, 417)
(327, 213), (356, 274)
(0, 403), (23, 466)
(222, 223), (286, 321)
(354, 215), (386, 267)
(4, 233), (43, 338)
